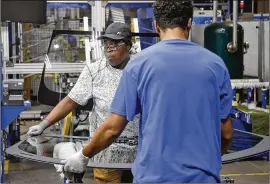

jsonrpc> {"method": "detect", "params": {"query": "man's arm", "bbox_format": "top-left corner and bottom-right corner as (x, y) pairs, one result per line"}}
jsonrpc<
(82, 113), (128, 157)
(219, 66), (234, 155)
(62, 112), (128, 173)
(46, 65), (93, 125)
(28, 65), (93, 136)
(221, 116), (233, 155)
(45, 96), (78, 125)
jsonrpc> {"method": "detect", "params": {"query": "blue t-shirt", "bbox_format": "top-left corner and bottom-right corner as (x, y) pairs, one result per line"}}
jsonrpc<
(110, 39), (233, 183)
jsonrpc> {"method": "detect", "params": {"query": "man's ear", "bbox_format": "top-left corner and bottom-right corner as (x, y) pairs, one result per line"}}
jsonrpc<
(154, 20), (160, 34)
(187, 18), (192, 31)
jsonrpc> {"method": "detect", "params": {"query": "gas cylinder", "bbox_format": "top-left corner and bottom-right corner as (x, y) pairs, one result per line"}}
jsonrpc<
(204, 22), (244, 79)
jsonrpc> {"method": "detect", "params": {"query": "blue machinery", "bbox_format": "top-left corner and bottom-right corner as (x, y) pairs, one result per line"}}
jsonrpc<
(0, 1), (270, 183)
(1, 103), (31, 182)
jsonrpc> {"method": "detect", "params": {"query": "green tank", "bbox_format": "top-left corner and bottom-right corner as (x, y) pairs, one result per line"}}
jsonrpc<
(204, 22), (244, 79)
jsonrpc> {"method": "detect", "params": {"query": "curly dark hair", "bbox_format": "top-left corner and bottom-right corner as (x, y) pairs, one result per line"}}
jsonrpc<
(153, 0), (193, 30)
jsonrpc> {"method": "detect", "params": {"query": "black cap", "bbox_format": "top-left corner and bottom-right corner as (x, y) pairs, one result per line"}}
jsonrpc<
(97, 22), (132, 40)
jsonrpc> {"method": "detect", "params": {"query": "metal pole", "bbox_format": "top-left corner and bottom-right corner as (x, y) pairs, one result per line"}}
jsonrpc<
(213, 0), (218, 23)
(252, 0), (254, 14)
(0, 0), (3, 181)
(262, 19), (265, 81)
(258, 13), (263, 82)
(83, 17), (91, 65)
(227, 1), (230, 19)
(227, 0), (238, 53)
(232, 0), (238, 49)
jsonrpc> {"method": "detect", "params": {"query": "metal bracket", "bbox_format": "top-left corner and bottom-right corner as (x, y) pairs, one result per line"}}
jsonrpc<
(243, 41), (250, 54)
(88, 0), (108, 7)
(101, 1), (108, 8)
(87, 0), (95, 6)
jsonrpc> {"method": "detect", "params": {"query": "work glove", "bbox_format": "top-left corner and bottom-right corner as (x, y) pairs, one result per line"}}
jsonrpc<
(27, 119), (51, 136)
(61, 149), (89, 174)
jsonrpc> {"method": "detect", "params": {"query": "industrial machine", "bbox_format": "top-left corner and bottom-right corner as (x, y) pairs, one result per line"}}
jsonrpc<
(204, 0), (249, 79)
(2, 79), (25, 106)
(203, 2), (268, 162)
(204, 22), (245, 79)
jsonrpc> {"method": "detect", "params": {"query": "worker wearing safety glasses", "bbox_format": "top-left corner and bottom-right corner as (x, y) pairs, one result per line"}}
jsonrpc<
(27, 22), (139, 183)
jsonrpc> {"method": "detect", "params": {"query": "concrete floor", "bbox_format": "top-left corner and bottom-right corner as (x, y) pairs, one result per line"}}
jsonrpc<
(221, 159), (269, 184)
(3, 117), (269, 183)
(5, 157), (269, 184)
(4, 158), (269, 184)
(4, 160), (95, 184)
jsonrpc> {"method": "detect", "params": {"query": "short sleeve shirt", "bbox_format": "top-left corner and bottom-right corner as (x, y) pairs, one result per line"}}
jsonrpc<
(68, 58), (139, 163)
(110, 39), (233, 183)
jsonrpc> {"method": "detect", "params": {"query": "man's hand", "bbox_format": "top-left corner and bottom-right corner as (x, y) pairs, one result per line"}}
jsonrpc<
(61, 149), (89, 173)
(61, 113), (128, 174)
(27, 96), (78, 137)
(27, 119), (50, 136)
(221, 116), (233, 155)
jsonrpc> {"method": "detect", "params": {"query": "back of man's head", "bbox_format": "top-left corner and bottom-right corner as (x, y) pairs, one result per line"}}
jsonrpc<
(153, 0), (193, 31)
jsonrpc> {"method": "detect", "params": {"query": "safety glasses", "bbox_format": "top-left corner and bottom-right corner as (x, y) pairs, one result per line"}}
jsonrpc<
(103, 42), (125, 52)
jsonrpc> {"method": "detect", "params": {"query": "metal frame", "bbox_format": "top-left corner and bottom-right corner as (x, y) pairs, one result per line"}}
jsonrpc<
(4, 63), (86, 75)
(4, 29), (159, 75)
(258, 14), (265, 82)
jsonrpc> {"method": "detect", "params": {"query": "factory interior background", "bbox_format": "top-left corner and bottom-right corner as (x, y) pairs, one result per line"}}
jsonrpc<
(0, 0), (269, 183)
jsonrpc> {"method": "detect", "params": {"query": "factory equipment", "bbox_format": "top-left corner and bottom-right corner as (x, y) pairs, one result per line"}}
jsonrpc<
(204, 22), (245, 79)
(2, 79), (24, 106)
(204, 0), (248, 79)
(203, 1), (268, 158)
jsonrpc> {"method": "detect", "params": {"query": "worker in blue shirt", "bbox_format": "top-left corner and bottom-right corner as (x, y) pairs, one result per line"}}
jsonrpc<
(61, 0), (234, 183)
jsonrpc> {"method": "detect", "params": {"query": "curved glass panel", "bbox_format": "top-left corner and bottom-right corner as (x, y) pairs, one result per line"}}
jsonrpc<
(229, 129), (263, 153)
(6, 128), (268, 168)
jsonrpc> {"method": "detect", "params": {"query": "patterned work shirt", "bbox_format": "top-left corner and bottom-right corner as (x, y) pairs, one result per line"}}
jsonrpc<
(68, 58), (139, 164)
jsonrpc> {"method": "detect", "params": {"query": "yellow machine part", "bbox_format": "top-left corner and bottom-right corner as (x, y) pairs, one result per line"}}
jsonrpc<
(24, 23), (32, 100)
(235, 93), (240, 102)
(232, 101), (238, 107)
(62, 112), (72, 136)
(4, 160), (9, 174)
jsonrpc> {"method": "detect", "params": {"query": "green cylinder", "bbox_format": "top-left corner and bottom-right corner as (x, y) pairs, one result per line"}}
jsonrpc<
(204, 22), (244, 79)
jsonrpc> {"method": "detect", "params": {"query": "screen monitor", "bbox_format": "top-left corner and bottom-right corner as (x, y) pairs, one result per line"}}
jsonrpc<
(1, 0), (47, 24)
